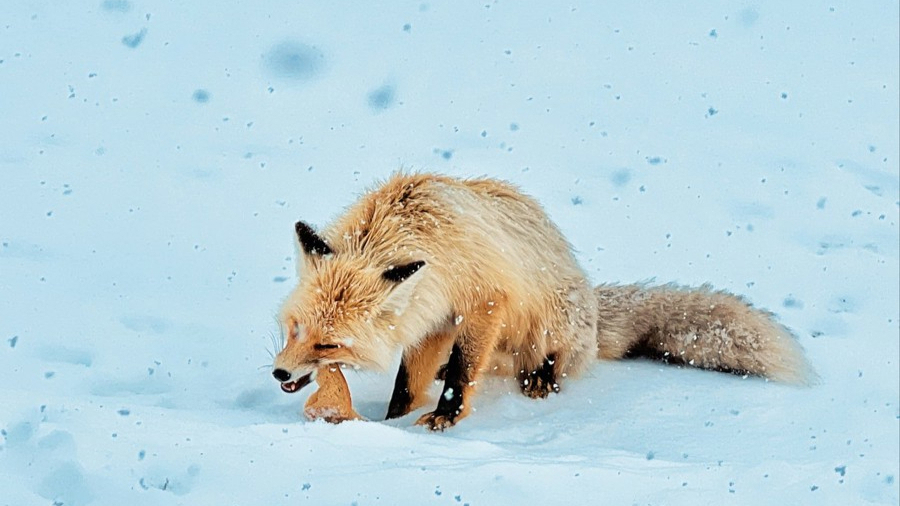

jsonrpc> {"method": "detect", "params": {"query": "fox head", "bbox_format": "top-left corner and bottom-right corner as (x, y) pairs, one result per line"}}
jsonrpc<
(272, 221), (428, 393)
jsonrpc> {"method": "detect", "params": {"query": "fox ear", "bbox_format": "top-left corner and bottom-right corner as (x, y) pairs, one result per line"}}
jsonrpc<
(295, 221), (332, 256)
(382, 260), (426, 283)
(382, 261), (427, 315)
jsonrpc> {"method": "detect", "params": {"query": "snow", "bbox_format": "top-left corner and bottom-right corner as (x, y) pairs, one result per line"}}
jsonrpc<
(1, 1), (898, 504)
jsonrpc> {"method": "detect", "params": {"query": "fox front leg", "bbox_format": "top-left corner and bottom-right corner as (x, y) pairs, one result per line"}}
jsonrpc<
(415, 319), (502, 430)
(386, 330), (454, 420)
(414, 343), (471, 430)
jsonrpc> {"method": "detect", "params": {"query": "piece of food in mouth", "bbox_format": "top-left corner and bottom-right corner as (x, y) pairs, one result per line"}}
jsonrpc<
(303, 366), (363, 423)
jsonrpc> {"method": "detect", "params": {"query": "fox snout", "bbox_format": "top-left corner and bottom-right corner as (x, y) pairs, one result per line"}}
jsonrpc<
(272, 341), (319, 393)
(272, 326), (358, 393)
(272, 367), (314, 394)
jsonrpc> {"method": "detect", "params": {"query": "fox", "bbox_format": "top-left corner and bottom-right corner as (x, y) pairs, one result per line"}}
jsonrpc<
(272, 172), (812, 430)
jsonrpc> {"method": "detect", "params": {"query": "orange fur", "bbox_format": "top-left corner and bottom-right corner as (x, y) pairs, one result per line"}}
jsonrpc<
(304, 367), (362, 423)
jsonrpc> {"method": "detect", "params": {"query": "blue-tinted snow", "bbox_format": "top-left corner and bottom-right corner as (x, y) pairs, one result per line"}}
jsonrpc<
(0, 1), (897, 505)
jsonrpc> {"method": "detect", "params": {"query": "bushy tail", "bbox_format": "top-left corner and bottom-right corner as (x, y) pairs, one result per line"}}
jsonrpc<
(594, 283), (814, 384)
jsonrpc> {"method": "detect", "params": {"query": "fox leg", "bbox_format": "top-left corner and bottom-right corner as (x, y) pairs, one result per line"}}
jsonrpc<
(416, 308), (504, 431)
(435, 363), (448, 381)
(386, 330), (454, 419)
(516, 353), (560, 399)
(517, 282), (597, 399)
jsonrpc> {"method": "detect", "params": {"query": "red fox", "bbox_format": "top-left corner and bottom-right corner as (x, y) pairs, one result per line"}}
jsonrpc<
(272, 173), (812, 430)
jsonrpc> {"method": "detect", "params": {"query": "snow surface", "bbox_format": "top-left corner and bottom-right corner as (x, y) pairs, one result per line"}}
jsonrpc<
(1, 1), (898, 504)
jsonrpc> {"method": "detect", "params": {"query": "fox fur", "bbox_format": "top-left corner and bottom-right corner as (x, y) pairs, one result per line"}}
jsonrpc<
(273, 172), (812, 430)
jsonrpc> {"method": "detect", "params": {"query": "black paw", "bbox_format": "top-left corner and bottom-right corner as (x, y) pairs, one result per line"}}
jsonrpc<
(386, 401), (412, 420)
(415, 410), (458, 431)
(518, 354), (559, 399)
(520, 374), (560, 399)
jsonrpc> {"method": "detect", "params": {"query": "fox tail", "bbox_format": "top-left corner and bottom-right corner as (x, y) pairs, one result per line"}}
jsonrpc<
(594, 283), (814, 384)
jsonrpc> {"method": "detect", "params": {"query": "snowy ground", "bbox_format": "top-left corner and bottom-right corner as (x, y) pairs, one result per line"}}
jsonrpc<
(1, 1), (898, 504)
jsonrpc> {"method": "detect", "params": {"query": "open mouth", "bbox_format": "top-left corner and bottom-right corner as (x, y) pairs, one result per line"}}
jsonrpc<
(280, 372), (313, 394)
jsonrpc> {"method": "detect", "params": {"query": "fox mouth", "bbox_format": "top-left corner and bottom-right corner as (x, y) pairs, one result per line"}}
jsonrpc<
(280, 373), (313, 394)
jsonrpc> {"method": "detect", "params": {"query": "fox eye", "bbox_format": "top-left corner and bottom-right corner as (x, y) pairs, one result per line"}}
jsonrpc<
(314, 343), (340, 350)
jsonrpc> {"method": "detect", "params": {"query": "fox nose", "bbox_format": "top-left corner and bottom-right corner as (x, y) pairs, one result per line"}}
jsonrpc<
(272, 368), (292, 382)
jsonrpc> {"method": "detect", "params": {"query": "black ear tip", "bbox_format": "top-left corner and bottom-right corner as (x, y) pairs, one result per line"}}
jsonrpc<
(383, 260), (426, 283)
(294, 221), (333, 256)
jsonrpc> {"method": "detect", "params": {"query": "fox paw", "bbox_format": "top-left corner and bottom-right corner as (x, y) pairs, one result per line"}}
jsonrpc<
(520, 375), (560, 399)
(415, 411), (457, 431)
